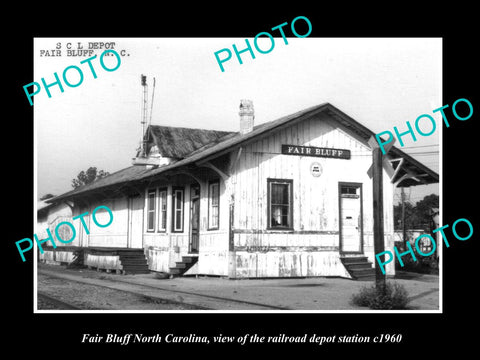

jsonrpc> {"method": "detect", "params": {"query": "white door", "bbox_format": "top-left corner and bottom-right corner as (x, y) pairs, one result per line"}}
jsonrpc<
(340, 184), (362, 253)
(128, 195), (144, 249)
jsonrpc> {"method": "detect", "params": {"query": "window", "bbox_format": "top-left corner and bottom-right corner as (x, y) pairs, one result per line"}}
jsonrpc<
(158, 188), (167, 232)
(172, 187), (184, 232)
(268, 179), (293, 229)
(340, 185), (360, 198)
(208, 180), (220, 230)
(147, 190), (156, 232)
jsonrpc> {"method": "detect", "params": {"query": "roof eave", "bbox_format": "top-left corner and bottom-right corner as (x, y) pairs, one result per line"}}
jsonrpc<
(44, 102), (439, 204)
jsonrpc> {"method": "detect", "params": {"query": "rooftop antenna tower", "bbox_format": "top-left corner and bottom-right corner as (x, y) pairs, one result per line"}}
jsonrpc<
(132, 74), (157, 166)
(140, 74), (148, 157)
(149, 77), (156, 126)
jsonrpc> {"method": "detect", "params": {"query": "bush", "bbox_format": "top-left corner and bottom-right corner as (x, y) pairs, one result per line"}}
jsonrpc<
(351, 282), (410, 310)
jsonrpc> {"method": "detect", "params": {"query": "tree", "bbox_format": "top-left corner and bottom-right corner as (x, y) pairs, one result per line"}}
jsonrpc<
(394, 201), (415, 230)
(71, 167), (110, 189)
(414, 194), (439, 229)
(394, 193), (439, 231)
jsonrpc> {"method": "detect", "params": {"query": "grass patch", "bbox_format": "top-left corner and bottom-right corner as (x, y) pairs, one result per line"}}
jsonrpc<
(351, 282), (410, 310)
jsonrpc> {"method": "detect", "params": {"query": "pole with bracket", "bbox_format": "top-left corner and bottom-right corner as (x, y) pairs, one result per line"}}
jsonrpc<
(372, 145), (386, 291)
(367, 135), (395, 291)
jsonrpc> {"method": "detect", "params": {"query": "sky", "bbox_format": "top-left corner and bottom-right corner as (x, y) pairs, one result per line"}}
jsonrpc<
(34, 37), (441, 205)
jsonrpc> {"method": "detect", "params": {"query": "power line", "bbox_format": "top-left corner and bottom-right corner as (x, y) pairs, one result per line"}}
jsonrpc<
(404, 151), (439, 155)
(402, 144), (439, 149)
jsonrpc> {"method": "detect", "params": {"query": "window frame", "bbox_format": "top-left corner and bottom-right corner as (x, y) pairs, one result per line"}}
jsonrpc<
(172, 187), (185, 233)
(146, 189), (157, 232)
(208, 179), (220, 230)
(267, 178), (293, 230)
(157, 187), (168, 232)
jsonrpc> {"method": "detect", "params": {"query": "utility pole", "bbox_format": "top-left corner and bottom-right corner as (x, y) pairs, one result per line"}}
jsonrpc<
(372, 146), (386, 291)
(367, 136), (395, 292)
(401, 187), (407, 248)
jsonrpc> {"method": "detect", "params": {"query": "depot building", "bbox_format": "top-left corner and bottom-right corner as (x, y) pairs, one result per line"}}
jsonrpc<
(38, 101), (438, 279)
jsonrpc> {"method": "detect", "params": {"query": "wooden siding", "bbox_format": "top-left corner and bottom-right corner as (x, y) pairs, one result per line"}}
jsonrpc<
(85, 198), (129, 248)
(230, 112), (396, 277)
(38, 250), (75, 264)
(234, 251), (350, 278)
(44, 203), (78, 247)
(198, 230), (229, 276)
(38, 111), (396, 277)
(84, 254), (121, 270)
(232, 113), (372, 234)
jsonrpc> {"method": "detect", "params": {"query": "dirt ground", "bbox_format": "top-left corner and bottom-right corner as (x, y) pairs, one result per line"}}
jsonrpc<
(36, 263), (440, 311)
(37, 273), (203, 310)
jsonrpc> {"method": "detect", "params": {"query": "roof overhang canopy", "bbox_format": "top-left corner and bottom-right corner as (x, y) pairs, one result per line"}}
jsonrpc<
(325, 105), (439, 188)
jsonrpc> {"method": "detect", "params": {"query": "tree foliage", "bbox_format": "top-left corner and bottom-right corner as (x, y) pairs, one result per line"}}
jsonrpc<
(71, 167), (110, 189)
(394, 193), (439, 230)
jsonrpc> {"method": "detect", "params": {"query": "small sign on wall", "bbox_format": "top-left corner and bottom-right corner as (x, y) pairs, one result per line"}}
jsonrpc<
(310, 162), (322, 177)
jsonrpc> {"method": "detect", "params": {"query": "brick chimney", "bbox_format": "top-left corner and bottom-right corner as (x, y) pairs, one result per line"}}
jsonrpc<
(239, 99), (254, 134)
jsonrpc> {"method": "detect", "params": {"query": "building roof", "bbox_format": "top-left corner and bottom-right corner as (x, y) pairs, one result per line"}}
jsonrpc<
(48, 102), (439, 203)
(146, 125), (234, 159)
(37, 199), (55, 217)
